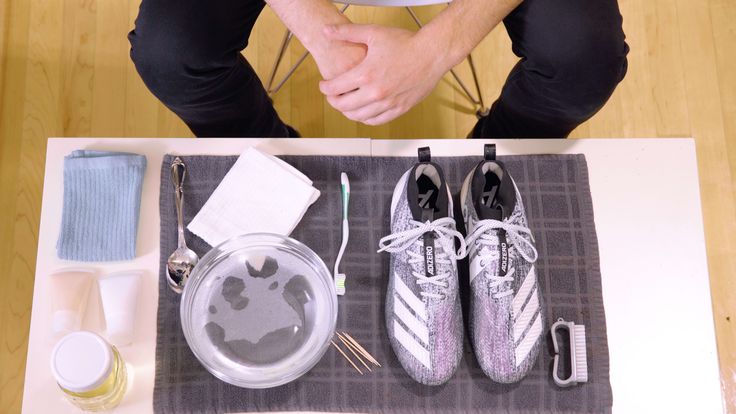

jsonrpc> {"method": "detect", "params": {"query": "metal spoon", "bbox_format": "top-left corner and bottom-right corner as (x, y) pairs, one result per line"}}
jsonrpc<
(166, 157), (199, 294)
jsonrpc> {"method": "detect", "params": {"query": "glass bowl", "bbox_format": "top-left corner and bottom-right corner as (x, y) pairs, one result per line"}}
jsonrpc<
(180, 233), (338, 388)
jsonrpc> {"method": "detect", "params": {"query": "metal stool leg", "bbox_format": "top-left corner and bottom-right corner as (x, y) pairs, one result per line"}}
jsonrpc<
(267, 4), (350, 96)
(269, 48), (310, 95)
(466, 53), (489, 117)
(266, 30), (295, 94)
(406, 6), (488, 117)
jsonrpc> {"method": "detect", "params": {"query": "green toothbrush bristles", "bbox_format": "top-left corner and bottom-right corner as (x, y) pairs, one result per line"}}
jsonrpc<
(335, 274), (346, 295)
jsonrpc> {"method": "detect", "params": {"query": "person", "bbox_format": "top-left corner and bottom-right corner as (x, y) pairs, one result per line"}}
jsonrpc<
(128, 0), (628, 138)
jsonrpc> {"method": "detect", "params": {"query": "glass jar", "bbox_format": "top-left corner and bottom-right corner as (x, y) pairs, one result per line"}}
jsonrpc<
(51, 331), (128, 411)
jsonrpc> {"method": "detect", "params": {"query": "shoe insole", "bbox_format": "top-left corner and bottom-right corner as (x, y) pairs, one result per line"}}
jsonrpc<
(482, 171), (502, 208)
(416, 174), (440, 210)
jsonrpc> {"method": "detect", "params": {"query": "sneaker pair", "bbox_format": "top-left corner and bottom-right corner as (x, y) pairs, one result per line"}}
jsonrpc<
(378, 146), (543, 385)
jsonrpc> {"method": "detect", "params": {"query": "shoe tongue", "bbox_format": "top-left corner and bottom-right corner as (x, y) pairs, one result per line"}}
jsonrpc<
(420, 208), (435, 223)
(420, 208), (439, 279)
(422, 227), (438, 278)
(472, 161), (516, 221)
(407, 162), (449, 221)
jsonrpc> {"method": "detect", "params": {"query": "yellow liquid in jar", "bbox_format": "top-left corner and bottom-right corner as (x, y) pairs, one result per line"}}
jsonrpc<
(60, 346), (128, 411)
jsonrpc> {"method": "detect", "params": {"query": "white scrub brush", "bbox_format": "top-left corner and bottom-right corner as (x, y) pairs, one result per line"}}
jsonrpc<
(551, 318), (589, 387)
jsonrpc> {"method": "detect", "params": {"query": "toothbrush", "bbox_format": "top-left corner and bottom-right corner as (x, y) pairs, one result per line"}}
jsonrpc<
(334, 173), (350, 295)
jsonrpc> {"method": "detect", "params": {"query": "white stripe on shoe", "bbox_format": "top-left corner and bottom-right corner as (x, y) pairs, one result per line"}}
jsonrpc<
(512, 267), (537, 319)
(468, 255), (484, 285)
(394, 295), (430, 345)
(393, 319), (432, 369)
(394, 276), (427, 321)
(513, 288), (540, 342)
(515, 312), (543, 367)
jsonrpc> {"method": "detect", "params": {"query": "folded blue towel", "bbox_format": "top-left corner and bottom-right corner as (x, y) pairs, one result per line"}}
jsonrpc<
(56, 150), (147, 262)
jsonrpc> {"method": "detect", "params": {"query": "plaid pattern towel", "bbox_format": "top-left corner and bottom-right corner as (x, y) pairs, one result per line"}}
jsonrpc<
(155, 154), (612, 414)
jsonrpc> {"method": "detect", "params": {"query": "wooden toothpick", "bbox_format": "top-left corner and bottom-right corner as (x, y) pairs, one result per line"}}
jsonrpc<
(331, 340), (363, 375)
(338, 335), (371, 372)
(342, 332), (381, 367)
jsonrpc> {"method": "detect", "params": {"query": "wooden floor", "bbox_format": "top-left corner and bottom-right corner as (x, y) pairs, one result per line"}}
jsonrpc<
(1, 0), (735, 412)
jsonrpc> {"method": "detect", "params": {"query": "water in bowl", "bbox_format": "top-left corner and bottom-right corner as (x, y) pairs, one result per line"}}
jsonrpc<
(200, 251), (318, 367)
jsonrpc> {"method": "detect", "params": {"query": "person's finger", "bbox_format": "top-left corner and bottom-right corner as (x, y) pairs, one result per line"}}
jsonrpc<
(327, 86), (387, 112)
(319, 67), (365, 96)
(363, 106), (405, 126)
(343, 100), (394, 122)
(323, 23), (375, 45)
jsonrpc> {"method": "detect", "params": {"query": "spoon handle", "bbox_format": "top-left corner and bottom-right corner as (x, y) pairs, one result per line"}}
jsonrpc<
(171, 157), (187, 249)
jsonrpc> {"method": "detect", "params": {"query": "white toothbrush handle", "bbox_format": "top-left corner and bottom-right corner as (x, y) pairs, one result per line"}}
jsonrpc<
(334, 172), (350, 279)
(334, 219), (349, 276)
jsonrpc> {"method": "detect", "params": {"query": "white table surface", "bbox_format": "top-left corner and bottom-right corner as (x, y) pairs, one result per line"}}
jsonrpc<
(22, 138), (722, 414)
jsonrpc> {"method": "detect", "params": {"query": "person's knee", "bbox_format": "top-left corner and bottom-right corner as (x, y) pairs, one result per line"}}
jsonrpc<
(128, 24), (217, 107)
(533, 21), (629, 121)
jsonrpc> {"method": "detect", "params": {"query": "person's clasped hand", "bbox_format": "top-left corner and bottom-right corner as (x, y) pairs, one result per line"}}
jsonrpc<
(319, 23), (449, 126)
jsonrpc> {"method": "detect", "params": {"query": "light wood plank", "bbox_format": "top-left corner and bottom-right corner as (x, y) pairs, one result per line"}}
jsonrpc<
(90, 0), (128, 136)
(708, 0), (736, 410)
(0, 0), (8, 105)
(676, 0), (736, 411)
(617, 0), (659, 138)
(0, 0), (65, 412)
(0, 0), (32, 410)
(59, 0), (97, 137)
(710, 0), (736, 199)
(642, 0), (690, 137)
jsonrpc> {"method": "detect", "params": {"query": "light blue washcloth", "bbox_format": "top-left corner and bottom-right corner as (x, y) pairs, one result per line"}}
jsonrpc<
(56, 150), (147, 262)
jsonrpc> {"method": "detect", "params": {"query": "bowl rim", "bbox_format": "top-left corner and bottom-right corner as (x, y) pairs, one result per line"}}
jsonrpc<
(180, 232), (338, 388)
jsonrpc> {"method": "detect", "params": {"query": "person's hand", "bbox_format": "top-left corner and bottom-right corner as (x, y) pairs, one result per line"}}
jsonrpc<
(318, 24), (449, 126)
(311, 37), (367, 80)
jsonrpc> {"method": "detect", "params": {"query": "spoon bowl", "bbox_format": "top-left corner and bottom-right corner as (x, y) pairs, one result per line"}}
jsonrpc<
(167, 247), (199, 294)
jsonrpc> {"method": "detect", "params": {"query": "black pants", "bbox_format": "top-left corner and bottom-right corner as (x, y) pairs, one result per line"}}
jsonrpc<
(129, 0), (628, 138)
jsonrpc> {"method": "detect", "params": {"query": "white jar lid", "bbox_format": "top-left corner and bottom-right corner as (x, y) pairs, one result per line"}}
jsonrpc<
(51, 331), (113, 393)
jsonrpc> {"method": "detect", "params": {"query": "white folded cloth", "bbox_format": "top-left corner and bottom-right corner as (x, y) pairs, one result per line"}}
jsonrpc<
(187, 147), (320, 247)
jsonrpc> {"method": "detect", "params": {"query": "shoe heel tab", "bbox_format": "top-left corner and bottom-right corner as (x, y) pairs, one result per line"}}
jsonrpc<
(418, 146), (431, 163)
(484, 144), (496, 161)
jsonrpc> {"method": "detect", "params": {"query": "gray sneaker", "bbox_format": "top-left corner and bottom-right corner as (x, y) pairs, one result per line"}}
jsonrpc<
(460, 146), (543, 384)
(378, 148), (466, 385)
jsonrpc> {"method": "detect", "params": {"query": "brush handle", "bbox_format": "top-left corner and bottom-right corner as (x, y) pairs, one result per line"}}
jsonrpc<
(551, 318), (588, 387)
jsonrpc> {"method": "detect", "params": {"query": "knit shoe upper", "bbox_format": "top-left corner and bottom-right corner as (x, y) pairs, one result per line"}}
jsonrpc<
(379, 161), (465, 386)
(461, 159), (543, 384)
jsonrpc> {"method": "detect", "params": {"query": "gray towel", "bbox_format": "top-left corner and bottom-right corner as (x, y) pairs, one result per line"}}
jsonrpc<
(155, 154), (612, 414)
(56, 150), (146, 261)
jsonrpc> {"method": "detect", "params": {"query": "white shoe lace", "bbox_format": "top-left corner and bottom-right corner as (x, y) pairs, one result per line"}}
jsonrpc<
(465, 218), (538, 298)
(377, 217), (467, 299)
